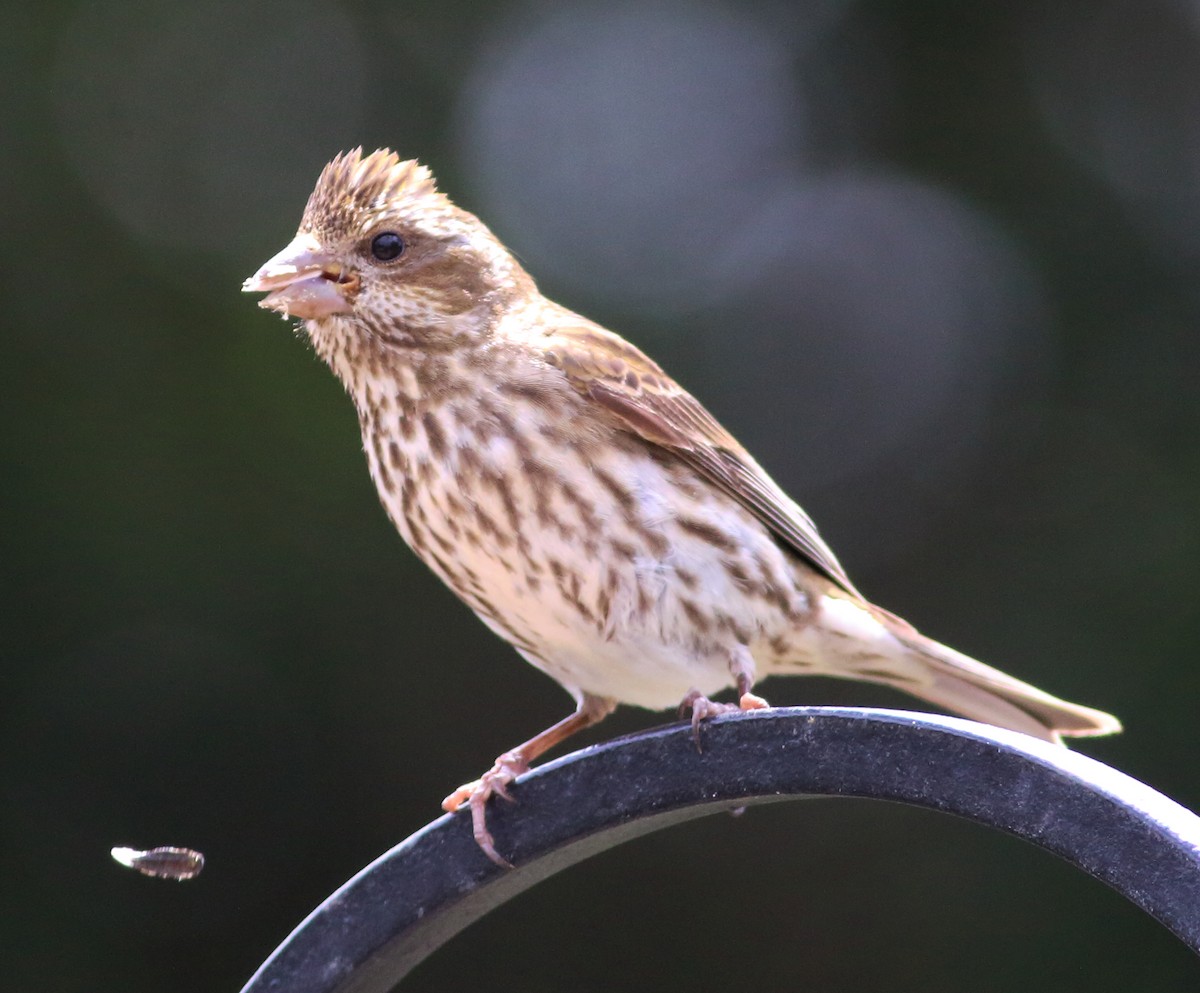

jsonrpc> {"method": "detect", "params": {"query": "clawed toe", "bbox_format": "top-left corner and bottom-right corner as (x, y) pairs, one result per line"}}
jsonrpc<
(442, 780), (479, 813)
(678, 690), (739, 752)
(441, 696), (617, 868)
(444, 754), (529, 868)
(469, 786), (513, 868)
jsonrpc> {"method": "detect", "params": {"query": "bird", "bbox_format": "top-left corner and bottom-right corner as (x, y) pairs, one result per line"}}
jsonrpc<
(243, 148), (1121, 866)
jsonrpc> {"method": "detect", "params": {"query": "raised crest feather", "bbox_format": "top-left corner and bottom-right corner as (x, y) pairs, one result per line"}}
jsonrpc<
(301, 148), (444, 239)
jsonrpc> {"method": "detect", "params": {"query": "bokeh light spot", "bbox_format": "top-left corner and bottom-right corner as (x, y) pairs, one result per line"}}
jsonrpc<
(456, 0), (809, 312)
(53, 0), (369, 261)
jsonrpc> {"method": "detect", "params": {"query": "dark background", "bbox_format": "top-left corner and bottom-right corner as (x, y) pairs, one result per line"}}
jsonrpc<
(5, 0), (1200, 989)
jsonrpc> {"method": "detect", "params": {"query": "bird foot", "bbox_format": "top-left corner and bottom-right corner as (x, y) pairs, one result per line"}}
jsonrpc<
(678, 689), (772, 752)
(679, 691), (738, 753)
(441, 751), (529, 868)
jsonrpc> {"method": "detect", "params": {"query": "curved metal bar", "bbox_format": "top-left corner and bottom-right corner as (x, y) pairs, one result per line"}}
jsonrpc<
(240, 708), (1200, 993)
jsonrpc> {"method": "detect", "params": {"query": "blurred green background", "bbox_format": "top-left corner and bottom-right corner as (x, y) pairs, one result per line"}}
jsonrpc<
(4, 0), (1200, 989)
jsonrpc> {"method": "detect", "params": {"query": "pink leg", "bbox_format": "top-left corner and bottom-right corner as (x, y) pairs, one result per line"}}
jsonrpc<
(442, 693), (617, 867)
(679, 649), (771, 752)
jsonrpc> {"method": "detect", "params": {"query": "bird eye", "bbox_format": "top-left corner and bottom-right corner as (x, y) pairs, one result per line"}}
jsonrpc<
(370, 232), (405, 262)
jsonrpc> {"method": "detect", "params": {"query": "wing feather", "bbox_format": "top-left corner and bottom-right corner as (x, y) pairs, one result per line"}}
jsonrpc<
(543, 321), (861, 597)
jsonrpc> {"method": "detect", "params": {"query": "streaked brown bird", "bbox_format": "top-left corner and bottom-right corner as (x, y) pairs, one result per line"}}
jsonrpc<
(244, 148), (1121, 865)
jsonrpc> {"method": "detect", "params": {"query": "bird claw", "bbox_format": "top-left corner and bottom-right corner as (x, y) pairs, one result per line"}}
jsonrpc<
(678, 690), (739, 753)
(441, 781), (479, 814)
(442, 752), (529, 868)
(677, 688), (771, 753)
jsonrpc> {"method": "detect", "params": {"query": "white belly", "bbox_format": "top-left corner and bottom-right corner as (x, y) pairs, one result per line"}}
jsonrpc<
(363, 397), (815, 710)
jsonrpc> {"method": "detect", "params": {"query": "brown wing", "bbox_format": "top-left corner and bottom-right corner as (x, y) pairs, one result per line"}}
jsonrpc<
(543, 321), (863, 598)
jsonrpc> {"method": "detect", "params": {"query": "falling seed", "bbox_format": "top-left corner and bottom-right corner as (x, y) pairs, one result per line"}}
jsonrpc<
(111, 845), (205, 880)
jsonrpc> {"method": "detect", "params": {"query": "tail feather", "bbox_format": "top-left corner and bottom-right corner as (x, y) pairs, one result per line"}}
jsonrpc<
(794, 595), (1122, 744)
(890, 628), (1123, 745)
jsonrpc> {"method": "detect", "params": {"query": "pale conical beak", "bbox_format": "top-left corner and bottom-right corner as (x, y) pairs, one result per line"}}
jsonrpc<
(242, 233), (359, 319)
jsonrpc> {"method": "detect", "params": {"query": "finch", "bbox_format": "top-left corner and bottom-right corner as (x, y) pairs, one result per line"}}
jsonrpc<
(244, 149), (1121, 865)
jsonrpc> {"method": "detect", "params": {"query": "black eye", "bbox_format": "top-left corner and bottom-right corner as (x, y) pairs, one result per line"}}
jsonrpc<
(370, 232), (405, 262)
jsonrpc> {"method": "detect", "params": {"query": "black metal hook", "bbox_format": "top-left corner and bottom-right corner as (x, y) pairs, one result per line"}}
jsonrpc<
(239, 707), (1200, 993)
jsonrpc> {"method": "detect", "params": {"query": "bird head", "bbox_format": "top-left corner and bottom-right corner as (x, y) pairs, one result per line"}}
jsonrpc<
(243, 149), (526, 345)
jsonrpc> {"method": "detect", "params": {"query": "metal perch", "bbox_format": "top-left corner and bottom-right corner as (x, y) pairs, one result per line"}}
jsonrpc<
(240, 707), (1200, 993)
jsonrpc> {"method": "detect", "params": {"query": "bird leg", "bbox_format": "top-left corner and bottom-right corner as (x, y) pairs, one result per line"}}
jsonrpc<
(442, 693), (616, 867)
(679, 649), (770, 752)
(731, 648), (770, 712)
